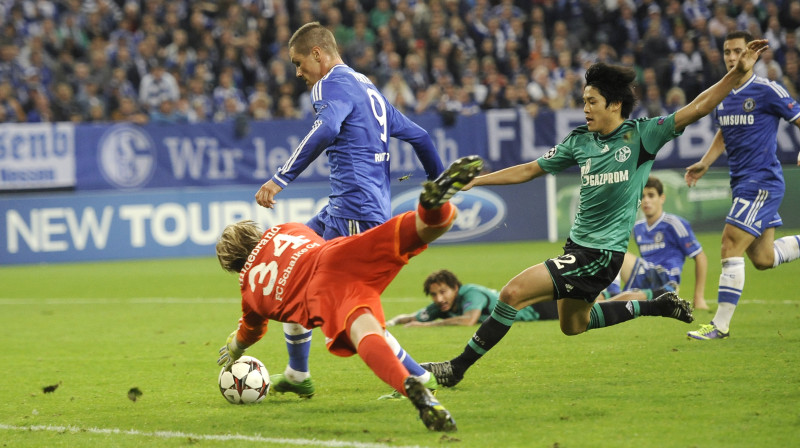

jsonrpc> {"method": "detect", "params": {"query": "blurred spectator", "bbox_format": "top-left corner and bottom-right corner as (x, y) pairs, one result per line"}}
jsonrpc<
(51, 81), (81, 122)
(239, 35), (267, 94)
(150, 98), (188, 125)
(480, 71), (509, 110)
(163, 29), (197, 73)
(106, 66), (137, 105)
(526, 65), (557, 108)
(775, 30), (800, 68)
(707, 4), (733, 40)
(0, 79), (26, 122)
(664, 86), (687, 111)
(550, 79), (577, 111)
(672, 37), (704, 100)
(456, 86), (480, 116)
(639, 18), (673, 95)
(782, 59), (800, 99)
(632, 84), (666, 119)
(344, 13), (375, 64)
(612, 2), (640, 55)
(87, 47), (112, 88)
(0, 0), (797, 126)
(779, 1), (800, 33)
(403, 52), (429, 95)
(736, 2), (767, 34)
(383, 71), (416, 112)
(700, 44), (726, 89)
(266, 57), (294, 102)
(754, 49), (782, 80)
(763, 16), (784, 51)
(505, 73), (534, 109)
(212, 68), (246, 114)
(437, 77), (465, 125)
(78, 81), (107, 122)
(25, 89), (53, 123)
(273, 94), (301, 120)
(110, 95), (149, 125)
(184, 75), (211, 122)
(138, 60), (180, 113)
(682, 0), (712, 28)
(414, 84), (440, 115)
(248, 91), (272, 121)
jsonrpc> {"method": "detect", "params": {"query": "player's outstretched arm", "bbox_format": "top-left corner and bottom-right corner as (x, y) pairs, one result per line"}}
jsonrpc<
(406, 309), (482, 327)
(674, 39), (768, 132)
(386, 314), (416, 327)
(685, 130), (725, 187)
(217, 330), (246, 369)
(464, 160), (545, 191)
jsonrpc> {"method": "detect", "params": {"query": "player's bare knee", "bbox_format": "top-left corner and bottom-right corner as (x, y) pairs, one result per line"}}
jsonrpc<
(499, 285), (525, 308)
(559, 321), (585, 336)
(752, 260), (772, 271)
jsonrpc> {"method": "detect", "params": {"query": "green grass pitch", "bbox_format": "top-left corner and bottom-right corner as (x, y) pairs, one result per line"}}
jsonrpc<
(1, 229), (799, 447)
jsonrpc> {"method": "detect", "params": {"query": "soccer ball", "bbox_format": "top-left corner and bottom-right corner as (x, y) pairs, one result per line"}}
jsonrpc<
(218, 356), (270, 404)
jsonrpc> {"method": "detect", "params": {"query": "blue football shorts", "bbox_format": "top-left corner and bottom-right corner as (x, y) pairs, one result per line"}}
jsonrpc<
(726, 183), (784, 237)
(306, 207), (382, 239)
(625, 257), (672, 291)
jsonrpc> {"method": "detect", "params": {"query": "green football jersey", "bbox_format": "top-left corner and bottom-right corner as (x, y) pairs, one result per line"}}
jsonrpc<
(415, 284), (542, 322)
(537, 114), (682, 253)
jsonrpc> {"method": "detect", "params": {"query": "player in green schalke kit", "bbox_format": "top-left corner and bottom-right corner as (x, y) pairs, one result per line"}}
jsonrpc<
(422, 39), (769, 387)
(386, 269), (558, 328)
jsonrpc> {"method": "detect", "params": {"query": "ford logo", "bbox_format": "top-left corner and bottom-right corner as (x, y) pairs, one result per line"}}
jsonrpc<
(391, 188), (507, 242)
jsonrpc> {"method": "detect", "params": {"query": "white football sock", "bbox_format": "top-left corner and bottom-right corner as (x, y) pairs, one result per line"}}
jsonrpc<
(713, 303), (737, 333)
(773, 235), (800, 268)
(712, 257), (745, 332)
(283, 366), (310, 383)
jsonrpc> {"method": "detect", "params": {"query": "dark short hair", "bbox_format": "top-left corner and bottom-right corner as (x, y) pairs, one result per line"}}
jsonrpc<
(288, 21), (339, 56)
(584, 62), (637, 119)
(725, 30), (754, 44)
(645, 176), (664, 195)
(423, 270), (462, 295)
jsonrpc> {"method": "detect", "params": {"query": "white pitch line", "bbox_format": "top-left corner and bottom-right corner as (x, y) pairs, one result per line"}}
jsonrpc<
(0, 424), (423, 448)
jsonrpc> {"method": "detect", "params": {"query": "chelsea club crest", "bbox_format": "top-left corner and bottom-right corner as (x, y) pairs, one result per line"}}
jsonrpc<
(743, 98), (756, 112)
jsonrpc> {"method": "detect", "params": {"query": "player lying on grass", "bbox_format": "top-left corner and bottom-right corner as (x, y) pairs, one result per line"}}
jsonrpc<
(421, 40), (769, 388)
(216, 156), (485, 432)
(387, 269), (559, 327)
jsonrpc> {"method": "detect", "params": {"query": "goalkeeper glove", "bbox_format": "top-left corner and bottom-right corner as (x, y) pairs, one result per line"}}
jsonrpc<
(217, 330), (245, 369)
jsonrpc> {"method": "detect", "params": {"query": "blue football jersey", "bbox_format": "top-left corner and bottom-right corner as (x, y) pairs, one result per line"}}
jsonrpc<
(271, 64), (443, 222)
(633, 212), (702, 283)
(714, 75), (800, 190)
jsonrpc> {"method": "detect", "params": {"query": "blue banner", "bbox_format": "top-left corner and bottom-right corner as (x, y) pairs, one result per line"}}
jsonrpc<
(74, 114), (487, 190)
(1, 181), (547, 265)
(2, 109), (796, 193)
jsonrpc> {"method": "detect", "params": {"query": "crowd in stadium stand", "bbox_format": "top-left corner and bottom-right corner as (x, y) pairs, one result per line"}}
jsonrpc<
(0, 0), (799, 125)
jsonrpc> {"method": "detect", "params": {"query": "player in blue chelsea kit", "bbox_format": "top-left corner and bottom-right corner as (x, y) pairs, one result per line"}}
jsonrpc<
(685, 31), (800, 340)
(603, 176), (708, 311)
(254, 22), (445, 396)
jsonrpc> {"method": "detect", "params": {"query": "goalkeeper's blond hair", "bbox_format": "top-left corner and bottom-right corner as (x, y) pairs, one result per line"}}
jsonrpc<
(216, 220), (262, 273)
